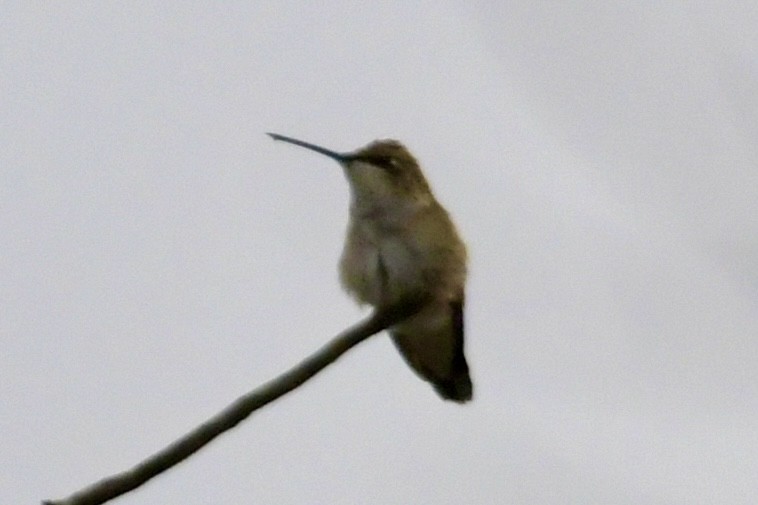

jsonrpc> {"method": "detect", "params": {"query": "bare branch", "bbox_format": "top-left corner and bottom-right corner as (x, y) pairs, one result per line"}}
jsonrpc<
(43, 300), (424, 505)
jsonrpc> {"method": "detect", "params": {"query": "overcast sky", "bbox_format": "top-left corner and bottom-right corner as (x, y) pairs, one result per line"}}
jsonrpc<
(3, 2), (757, 504)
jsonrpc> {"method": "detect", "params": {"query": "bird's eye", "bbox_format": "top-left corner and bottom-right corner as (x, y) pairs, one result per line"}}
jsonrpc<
(376, 155), (399, 172)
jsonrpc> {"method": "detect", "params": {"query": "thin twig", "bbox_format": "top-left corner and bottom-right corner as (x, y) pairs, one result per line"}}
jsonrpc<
(43, 300), (424, 505)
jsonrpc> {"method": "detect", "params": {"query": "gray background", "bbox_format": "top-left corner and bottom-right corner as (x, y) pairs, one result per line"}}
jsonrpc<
(3, 2), (757, 504)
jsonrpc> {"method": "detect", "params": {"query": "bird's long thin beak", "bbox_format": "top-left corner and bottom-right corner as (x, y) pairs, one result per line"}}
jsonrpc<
(267, 133), (348, 163)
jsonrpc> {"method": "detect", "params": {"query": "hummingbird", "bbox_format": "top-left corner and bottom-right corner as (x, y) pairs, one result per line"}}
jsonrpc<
(268, 133), (472, 402)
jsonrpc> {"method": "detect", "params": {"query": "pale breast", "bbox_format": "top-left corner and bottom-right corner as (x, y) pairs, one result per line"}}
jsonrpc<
(339, 218), (427, 307)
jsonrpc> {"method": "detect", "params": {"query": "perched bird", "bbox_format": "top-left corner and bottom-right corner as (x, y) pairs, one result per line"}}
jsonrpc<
(268, 133), (472, 402)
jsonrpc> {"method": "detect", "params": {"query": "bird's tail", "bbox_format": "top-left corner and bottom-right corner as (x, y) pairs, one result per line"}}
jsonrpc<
(433, 368), (473, 403)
